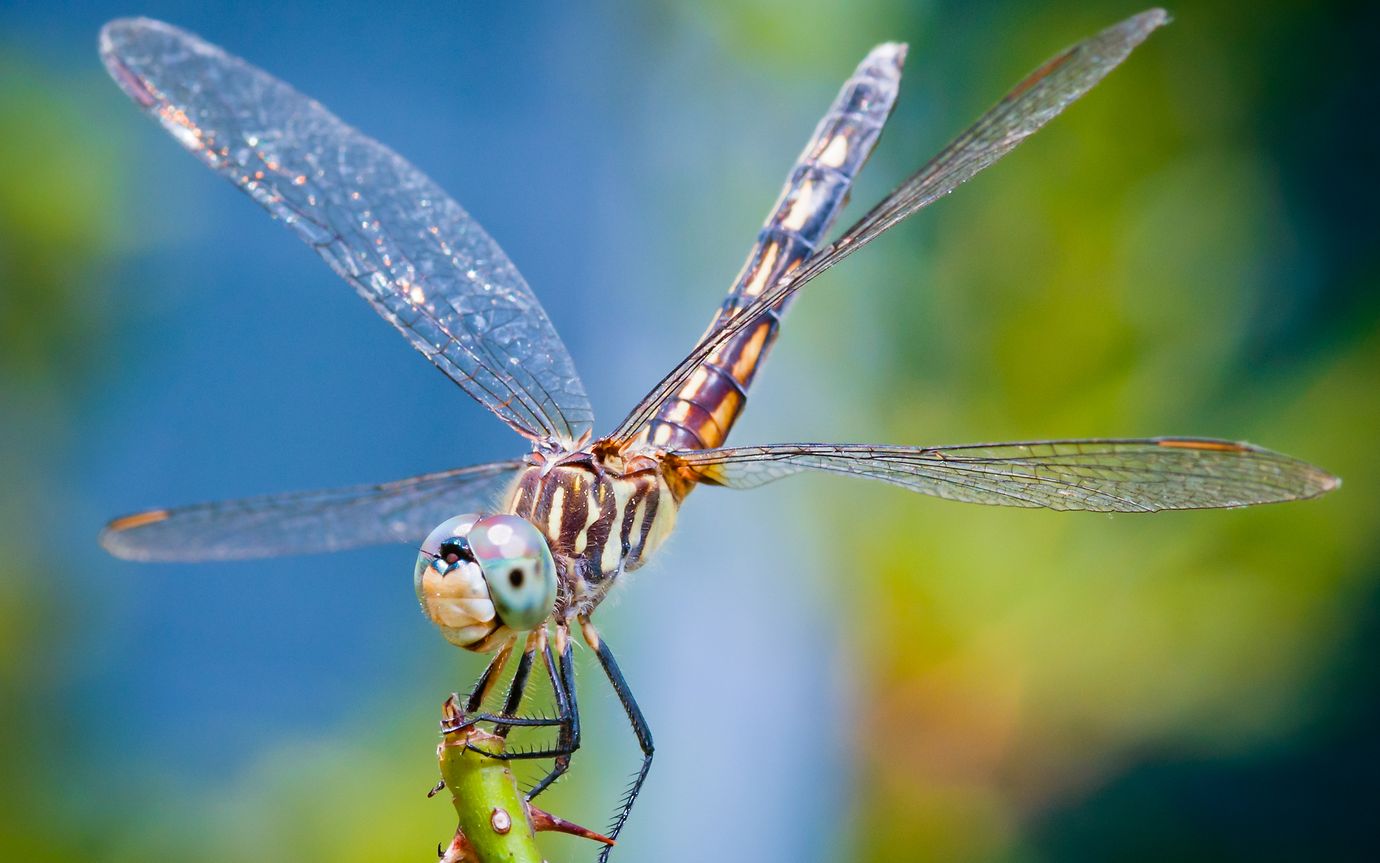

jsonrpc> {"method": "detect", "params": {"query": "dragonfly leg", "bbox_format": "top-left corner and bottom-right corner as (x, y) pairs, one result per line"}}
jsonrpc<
(454, 625), (581, 777)
(432, 639), (514, 793)
(525, 624), (582, 799)
(444, 635), (562, 735)
(580, 617), (653, 858)
(494, 629), (542, 737)
(462, 639), (513, 713)
(448, 708), (566, 734)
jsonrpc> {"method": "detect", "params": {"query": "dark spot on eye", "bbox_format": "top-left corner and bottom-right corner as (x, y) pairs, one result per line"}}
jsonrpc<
(438, 539), (471, 566)
(509, 568), (524, 588)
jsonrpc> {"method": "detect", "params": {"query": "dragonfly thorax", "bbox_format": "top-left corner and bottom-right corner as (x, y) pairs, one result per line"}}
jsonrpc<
(506, 453), (680, 617)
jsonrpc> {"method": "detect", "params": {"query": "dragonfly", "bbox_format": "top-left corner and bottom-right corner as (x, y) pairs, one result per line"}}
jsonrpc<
(99, 9), (1337, 856)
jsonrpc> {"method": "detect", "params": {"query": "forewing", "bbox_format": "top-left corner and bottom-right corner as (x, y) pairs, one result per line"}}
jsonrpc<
(671, 438), (1338, 512)
(100, 19), (593, 445)
(608, 10), (1168, 443)
(101, 461), (523, 562)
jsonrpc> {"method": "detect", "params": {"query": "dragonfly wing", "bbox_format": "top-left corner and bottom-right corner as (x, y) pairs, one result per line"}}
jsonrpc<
(670, 438), (1339, 512)
(608, 10), (1168, 443)
(100, 19), (593, 445)
(101, 461), (523, 562)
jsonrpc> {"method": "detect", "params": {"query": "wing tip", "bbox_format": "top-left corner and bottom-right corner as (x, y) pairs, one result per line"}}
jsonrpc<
(1134, 8), (1172, 29)
(99, 19), (168, 108)
(866, 41), (909, 72)
(99, 17), (175, 54)
(100, 509), (170, 561)
(1119, 9), (1172, 41)
(1085, 9), (1169, 66)
(1155, 437), (1341, 503)
(99, 18), (216, 95)
(1280, 463), (1341, 503)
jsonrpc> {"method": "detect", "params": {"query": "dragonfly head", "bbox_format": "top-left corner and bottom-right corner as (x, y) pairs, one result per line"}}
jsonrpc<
(415, 514), (558, 651)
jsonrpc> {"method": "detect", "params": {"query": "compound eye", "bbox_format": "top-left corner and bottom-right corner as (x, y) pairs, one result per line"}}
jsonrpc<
(468, 515), (557, 631)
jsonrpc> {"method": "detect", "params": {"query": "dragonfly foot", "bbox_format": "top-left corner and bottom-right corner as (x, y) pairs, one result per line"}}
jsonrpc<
(442, 710), (564, 737)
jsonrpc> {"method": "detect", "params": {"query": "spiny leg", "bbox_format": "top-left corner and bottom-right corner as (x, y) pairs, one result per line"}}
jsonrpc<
(431, 639), (513, 795)
(462, 624), (580, 766)
(580, 617), (653, 857)
(442, 626), (581, 796)
(495, 629), (542, 738)
(525, 623), (582, 800)
(463, 638), (513, 713)
(445, 636), (562, 736)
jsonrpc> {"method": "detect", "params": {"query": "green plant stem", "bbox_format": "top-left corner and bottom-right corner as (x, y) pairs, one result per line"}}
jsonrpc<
(438, 720), (545, 863)
(436, 697), (612, 862)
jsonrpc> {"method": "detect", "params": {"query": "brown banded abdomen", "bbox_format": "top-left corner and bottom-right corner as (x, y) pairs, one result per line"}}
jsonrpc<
(641, 43), (905, 454)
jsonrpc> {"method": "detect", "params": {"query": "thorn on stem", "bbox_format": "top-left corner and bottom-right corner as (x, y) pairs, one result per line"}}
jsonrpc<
(530, 804), (616, 846)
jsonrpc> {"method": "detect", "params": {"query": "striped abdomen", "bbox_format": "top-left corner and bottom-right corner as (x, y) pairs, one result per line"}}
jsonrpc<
(506, 464), (676, 598)
(641, 44), (905, 453)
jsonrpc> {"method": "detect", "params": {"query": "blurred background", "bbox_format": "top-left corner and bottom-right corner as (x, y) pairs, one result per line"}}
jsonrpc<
(2, 0), (1375, 860)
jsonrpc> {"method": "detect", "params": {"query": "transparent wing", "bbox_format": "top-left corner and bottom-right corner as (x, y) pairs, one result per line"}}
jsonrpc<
(608, 9), (1168, 444)
(670, 438), (1339, 512)
(101, 461), (522, 562)
(100, 19), (592, 445)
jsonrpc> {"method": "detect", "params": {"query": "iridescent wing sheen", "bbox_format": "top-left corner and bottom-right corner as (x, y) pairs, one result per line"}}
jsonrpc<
(101, 461), (523, 562)
(608, 10), (1168, 444)
(670, 438), (1338, 512)
(100, 19), (592, 445)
